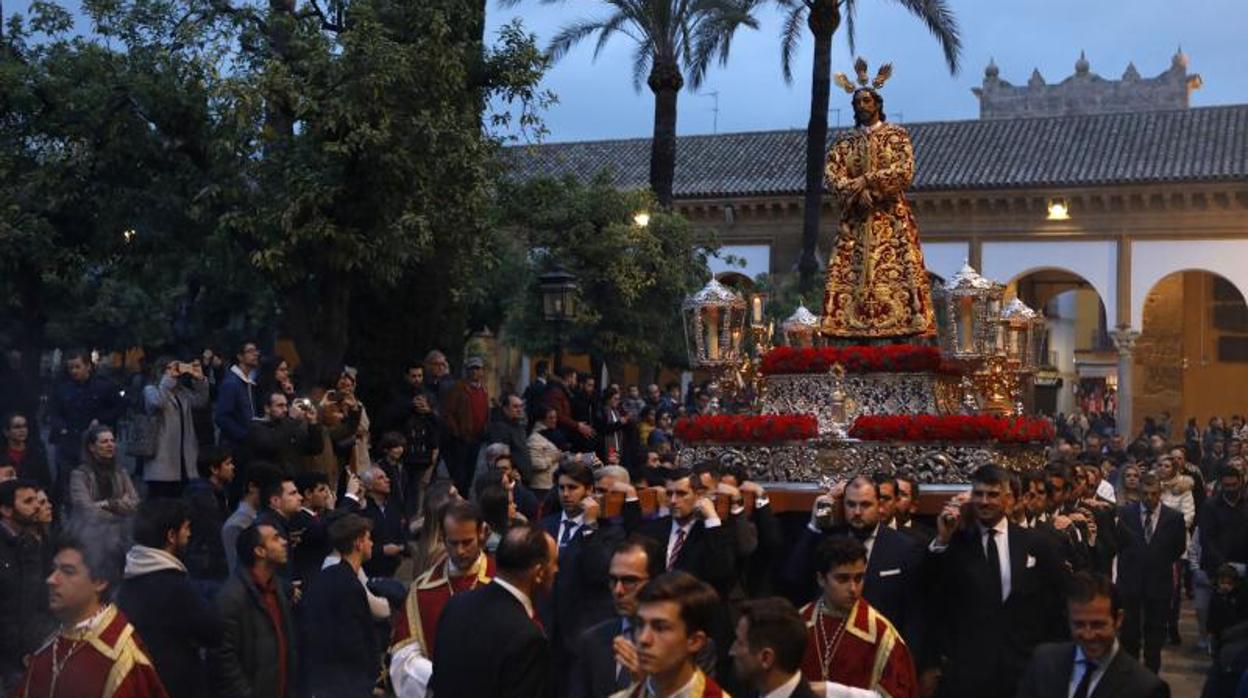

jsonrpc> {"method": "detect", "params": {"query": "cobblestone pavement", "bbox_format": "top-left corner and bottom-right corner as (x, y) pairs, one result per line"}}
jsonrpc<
(1162, 601), (1212, 698)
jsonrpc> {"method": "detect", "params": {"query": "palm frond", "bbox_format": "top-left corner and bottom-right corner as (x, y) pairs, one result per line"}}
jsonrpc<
(890, 0), (962, 73)
(631, 38), (654, 92)
(843, 0), (857, 56)
(778, 3), (806, 84)
(548, 17), (614, 62)
(687, 0), (761, 89)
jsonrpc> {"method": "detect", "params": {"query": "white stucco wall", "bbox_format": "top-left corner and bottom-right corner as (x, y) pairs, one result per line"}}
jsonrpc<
(1130, 240), (1248, 330)
(710, 245), (771, 280)
(982, 240), (1119, 329)
(921, 241), (971, 282)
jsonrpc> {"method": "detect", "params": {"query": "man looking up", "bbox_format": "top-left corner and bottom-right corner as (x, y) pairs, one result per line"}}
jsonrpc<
(390, 500), (495, 698)
(211, 524), (297, 698)
(612, 571), (728, 698)
(117, 499), (223, 698)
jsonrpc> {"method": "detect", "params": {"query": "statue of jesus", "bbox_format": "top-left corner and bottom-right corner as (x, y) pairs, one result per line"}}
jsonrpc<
(820, 59), (936, 341)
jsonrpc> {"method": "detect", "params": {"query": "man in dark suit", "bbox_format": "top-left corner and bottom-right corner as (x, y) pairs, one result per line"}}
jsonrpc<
(568, 535), (666, 698)
(782, 476), (925, 658)
(1114, 472), (1186, 672)
(539, 461), (619, 693)
(430, 524), (558, 698)
(730, 597), (817, 698)
(891, 472), (935, 546)
(929, 464), (1069, 698)
(637, 468), (736, 593)
(1017, 571), (1169, 698)
(299, 513), (380, 698)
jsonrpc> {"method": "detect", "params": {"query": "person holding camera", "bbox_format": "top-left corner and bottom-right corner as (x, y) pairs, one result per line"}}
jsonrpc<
(248, 390), (324, 476)
(143, 357), (211, 499)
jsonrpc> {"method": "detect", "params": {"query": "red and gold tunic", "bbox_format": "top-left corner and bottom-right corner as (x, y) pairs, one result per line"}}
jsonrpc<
(799, 598), (917, 698)
(17, 604), (169, 698)
(821, 122), (936, 339)
(390, 553), (495, 658)
(609, 670), (731, 698)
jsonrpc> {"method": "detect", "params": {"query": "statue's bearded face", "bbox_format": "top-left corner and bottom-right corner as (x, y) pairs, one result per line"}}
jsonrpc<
(853, 90), (881, 126)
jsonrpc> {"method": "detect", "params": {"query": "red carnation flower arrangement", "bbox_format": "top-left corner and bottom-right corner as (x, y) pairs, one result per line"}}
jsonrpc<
(759, 345), (942, 375)
(848, 414), (1055, 444)
(674, 414), (819, 444)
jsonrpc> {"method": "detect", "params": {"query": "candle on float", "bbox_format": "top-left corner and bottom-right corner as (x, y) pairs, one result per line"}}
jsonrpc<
(706, 309), (720, 360)
(751, 296), (762, 324)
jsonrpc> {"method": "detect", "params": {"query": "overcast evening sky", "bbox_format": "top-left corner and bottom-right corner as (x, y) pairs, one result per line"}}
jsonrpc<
(9, 0), (1246, 142)
(485, 0), (1248, 142)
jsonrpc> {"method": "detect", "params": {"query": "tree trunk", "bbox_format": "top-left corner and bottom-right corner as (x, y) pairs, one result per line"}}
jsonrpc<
(282, 271), (352, 386)
(648, 60), (684, 209)
(798, 1), (840, 296)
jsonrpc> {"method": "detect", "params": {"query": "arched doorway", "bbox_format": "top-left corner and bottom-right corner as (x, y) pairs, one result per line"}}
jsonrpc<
(1136, 270), (1248, 445)
(1008, 268), (1112, 420)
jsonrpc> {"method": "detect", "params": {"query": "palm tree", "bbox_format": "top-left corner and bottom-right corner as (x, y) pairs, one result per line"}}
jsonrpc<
(511, 0), (761, 208)
(777, 0), (960, 294)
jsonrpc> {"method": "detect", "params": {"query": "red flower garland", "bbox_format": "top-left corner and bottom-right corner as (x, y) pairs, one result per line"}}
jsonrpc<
(848, 414), (1055, 443)
(759, 346), (942, 375)
(674, 414), (819, 444)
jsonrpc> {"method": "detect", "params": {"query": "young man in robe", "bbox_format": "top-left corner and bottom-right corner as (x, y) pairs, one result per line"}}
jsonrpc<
(18, 533), (170, 698)
(389, 499), (495, 698)
(611, 571), (730, 698)
(799, 537), (917, 698)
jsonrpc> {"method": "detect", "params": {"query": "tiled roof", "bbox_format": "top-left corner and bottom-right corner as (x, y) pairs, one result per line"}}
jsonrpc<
(505, 104), (1248, 197)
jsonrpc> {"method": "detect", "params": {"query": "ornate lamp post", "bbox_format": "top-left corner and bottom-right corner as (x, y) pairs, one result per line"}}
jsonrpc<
(1000, 298), (1040, 414)
(935, 263), (1012, 414)
(539, 266), (578, 373)
(683, 279), (749, 411)
(781, 303), (820, 348)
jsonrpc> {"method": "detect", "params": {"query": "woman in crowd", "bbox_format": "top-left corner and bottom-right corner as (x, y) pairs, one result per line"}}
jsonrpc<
(1116, 462), (1142, 505)
(143, 357), (210, 498)
(69, 424), (140, 526)
(0, 412), (51, 493)
(411, 479), (460, 576)
(256, 356), (296, 408)
(526, 407), (563, 501)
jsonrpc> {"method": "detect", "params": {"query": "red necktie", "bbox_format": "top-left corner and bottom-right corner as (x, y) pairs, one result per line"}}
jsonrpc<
(530, 611), (545, 635)
(668, 528), (687, 570)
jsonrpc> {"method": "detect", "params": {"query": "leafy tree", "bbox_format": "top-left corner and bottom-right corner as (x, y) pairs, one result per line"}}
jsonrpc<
(516, 0), (761, 208)
(491, 171), (717, 377)
(775, 0), (960, 294)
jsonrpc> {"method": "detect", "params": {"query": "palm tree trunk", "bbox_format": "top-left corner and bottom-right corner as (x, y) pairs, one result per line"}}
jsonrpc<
(798, 1), (840, 296)
(648, 60), (684, 209)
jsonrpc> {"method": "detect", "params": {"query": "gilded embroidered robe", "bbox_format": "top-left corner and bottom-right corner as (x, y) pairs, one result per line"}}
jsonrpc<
(821, 122), (936, 339)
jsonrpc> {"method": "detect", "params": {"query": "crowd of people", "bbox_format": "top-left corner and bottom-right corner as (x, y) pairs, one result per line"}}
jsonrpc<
(1, 343), (1247, 697)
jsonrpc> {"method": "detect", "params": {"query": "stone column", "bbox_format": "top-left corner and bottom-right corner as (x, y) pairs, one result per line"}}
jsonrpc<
(1111, 326), (1140, 438)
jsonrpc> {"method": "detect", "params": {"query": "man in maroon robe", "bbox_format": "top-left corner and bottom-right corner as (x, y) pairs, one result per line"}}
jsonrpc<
(18, 535), (169, 698)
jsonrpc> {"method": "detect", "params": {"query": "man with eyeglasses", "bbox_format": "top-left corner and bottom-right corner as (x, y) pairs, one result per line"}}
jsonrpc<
(569, 536), (714, 698)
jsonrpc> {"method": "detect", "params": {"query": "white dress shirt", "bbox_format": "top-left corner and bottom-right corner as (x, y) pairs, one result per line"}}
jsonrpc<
(493, 576), (535, 619)
(762, 672), (803, 698)
(981, 517), (1011, 602)
(559, 512), (586, 546)
(1068, 641), (1118, 698)
(667, 516), (721, 567)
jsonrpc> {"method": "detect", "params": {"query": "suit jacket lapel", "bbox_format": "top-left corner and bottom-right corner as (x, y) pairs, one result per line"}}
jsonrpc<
(1007, 522), (1025, 599)
(1089, 651), (1131, 698)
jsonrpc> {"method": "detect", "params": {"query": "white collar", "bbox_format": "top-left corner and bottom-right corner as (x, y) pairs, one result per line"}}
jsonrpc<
(561, 511), (585, 528)
(68, 604), (111, 633)
(644, 670), (699, 698)
(493, 577), (534, 619)
(762, 671), (803, 698)
(981, 517), (1009, 536)
(860, 120), (884, 133)
(230, 364), (256, 385)
(671, 518), (694, 536)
